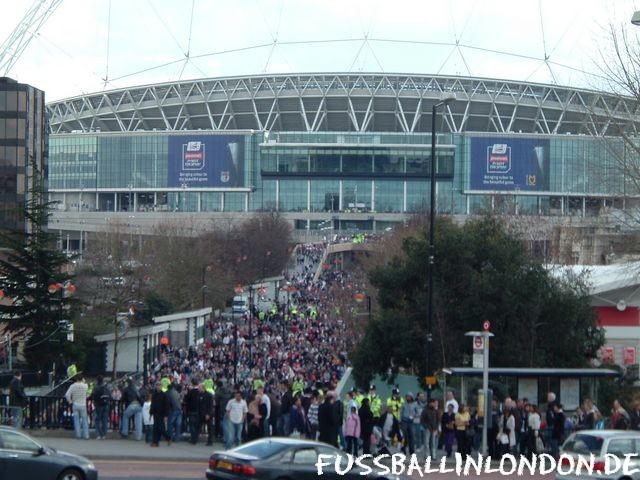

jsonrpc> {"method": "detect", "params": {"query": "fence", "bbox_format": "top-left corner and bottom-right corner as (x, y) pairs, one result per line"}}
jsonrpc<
(0, 394), (218, 436)
(0, 394), (127, 431)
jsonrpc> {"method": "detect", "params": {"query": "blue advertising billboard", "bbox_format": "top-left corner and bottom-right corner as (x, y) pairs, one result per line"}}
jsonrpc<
(470, 137), (550, 191)
(168, 135), (245, 188)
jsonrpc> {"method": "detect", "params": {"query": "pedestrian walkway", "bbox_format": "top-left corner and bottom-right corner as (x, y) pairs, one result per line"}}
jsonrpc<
(29, 432), (222, 461)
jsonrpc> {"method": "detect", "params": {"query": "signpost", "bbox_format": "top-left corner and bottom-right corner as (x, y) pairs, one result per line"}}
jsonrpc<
(466, 323), (495, 457)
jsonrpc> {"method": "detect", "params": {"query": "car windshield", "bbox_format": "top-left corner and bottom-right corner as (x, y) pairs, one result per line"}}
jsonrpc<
(563, 434), (604, 455)
(231, 441), (291, 459)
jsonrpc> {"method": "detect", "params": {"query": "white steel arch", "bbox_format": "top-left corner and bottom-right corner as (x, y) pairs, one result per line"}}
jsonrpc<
(46, 73), (640, 136)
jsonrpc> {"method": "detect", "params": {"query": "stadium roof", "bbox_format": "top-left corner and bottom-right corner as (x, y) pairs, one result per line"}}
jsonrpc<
(46, 73), (640, 136)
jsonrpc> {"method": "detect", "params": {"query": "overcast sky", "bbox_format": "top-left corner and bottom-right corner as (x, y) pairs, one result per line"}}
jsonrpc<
(1, 0), (638, 101)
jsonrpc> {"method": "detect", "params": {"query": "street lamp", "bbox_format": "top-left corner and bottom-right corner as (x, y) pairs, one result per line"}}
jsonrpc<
(427, 93), (456, 400)
(233, 284), (243, 386)
(632, 11), (640, 25)
(202, 265), (212, 308)
(281, 283), (297, 345)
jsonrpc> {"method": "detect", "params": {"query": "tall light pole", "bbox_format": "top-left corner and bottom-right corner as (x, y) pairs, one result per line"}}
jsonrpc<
(427, 93), (455, 400)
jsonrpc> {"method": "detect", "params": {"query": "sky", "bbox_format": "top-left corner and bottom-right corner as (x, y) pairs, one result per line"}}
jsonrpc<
(0, 0), (638, 101)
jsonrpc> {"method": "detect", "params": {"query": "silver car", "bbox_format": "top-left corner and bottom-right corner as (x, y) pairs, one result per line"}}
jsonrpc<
(556, 430), (640, 480)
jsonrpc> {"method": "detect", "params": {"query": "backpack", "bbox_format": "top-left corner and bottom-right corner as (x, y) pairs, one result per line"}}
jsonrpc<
(93, 384), (111, 407)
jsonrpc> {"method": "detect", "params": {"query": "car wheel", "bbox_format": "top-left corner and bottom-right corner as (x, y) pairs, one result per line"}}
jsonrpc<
(57, 468), (84, 480)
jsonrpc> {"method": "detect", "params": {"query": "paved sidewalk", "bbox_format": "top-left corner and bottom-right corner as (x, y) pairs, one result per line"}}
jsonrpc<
(29, 431), (224, 461)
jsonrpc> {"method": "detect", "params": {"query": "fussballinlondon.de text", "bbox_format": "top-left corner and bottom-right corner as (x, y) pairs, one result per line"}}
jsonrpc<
(315, 453), (640, 477)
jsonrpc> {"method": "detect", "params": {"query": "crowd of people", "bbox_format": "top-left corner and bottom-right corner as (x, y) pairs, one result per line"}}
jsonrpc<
(4, 239), (640, 459)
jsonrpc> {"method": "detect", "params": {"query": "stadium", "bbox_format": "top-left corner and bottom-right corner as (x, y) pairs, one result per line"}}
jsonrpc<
(46, 72), (640, 260)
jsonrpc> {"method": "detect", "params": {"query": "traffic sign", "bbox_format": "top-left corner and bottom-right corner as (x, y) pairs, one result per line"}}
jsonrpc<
(483, 320), (491, 331)
(473, 353), (484, 368)
(473, 335), (484, 350)
(425, 376), (437, 386)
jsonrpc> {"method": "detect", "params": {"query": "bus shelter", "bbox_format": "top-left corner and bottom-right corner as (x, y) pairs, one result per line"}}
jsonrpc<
(441, 367), (621, 412)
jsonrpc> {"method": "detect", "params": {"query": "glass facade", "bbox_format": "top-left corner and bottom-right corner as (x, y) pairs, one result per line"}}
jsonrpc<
(0, 78), (46, 231)
(48, 129), (640, 228)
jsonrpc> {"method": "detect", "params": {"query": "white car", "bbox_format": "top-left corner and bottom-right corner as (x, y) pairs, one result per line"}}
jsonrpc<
(555, 430), (640, 480)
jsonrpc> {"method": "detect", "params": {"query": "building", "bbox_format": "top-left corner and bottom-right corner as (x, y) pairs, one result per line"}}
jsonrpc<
(555, 262), (640, 370)
(44, 73), (640, 254)
(0, 77), (47, 232)
(94, 307), (212, 374)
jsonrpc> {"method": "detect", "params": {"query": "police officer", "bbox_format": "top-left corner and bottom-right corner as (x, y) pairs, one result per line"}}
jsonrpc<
(367, 384), (382, 421)
(387, 388), (404, 421)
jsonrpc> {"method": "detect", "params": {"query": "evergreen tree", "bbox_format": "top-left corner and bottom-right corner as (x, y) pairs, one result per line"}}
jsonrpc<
(0, 159), (76, 369)
(352, 216), (605, 387)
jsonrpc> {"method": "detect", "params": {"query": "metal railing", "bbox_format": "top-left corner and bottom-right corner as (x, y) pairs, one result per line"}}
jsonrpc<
(0, 394), (218, 436)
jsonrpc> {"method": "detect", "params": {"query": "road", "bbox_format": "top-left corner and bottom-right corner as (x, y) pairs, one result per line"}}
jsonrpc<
(95, 459), (555, 479)
(96, 460), (205, 479)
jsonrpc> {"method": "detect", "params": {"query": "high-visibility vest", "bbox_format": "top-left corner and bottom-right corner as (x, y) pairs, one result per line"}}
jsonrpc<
(253, 378), (264, 391)
(258, 311), (266, 321)
(67, 364), (77, 378)
(161, 377), (170, 392)
(367, 394), (382, 418)
(387, 397), (404, 421)
(204, 378), (215, 395)
(355, 394), (364, 408)
(292, 380), (304, 397)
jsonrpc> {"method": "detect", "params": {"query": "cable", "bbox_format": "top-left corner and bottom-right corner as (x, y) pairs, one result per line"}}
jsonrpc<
(104, 0), (111, 88)
(23, 325), (62, 350)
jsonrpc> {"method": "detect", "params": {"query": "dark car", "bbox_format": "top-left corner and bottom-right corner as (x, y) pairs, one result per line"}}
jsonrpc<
(0, 426), (97, 480)
(207, 437), (399, 480)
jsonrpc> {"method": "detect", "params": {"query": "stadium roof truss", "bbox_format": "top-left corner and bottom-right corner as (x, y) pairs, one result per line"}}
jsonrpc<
(46, 73), (640, 136)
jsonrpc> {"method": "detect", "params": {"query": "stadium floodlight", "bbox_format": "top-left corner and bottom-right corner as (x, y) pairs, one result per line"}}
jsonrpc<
(632, 11), (640, 26)
(435, 92), (457, 108)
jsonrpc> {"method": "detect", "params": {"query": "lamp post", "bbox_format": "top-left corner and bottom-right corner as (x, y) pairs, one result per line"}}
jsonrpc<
(281, 283), (297, 345)
(427, 93), (456, 400)
(202, 264), (212, 308)
(233, 284), (244, 386)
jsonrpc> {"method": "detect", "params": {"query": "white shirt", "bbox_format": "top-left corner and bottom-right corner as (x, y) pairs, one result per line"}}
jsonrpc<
(142, 401), (154, 426)
(65, 381), (88, 407)
(445, 398), (459, 414)
(226, 398), (248, 424)
(261, 393), (271, 419)
(528, 412), (541, 431)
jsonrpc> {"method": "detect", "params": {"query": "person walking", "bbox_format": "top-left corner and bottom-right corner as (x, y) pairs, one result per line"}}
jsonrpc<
(150, 381), (171, 447)
(307, 391), (320, 440)
(527, 404), (541, 458)
(225, 390), (248, 448)
(289, 395), (307, 438)
(184, 379), (200, 444)
(421, 399), (439, 459)
(454, 404), (471, 457)
(359, 397), (375, 455)
(343, 406), (360, 456)
(318, 392), (339, 447)
(91, 375), (110, 440)
(65, 374), (89, 440)
(142, 393), (154, 443)
(442, 403), (456, 458)
(9, 371), (28, 429)
(120, 378), (143, 441)
(400, 393), (419, 455)
(199, 383), (215, 446)
(166, 383), (183, 442)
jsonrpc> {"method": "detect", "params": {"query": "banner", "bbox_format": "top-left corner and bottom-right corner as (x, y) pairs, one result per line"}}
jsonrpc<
(168, 135), (245, 188)
(470, 137), (550, 191)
